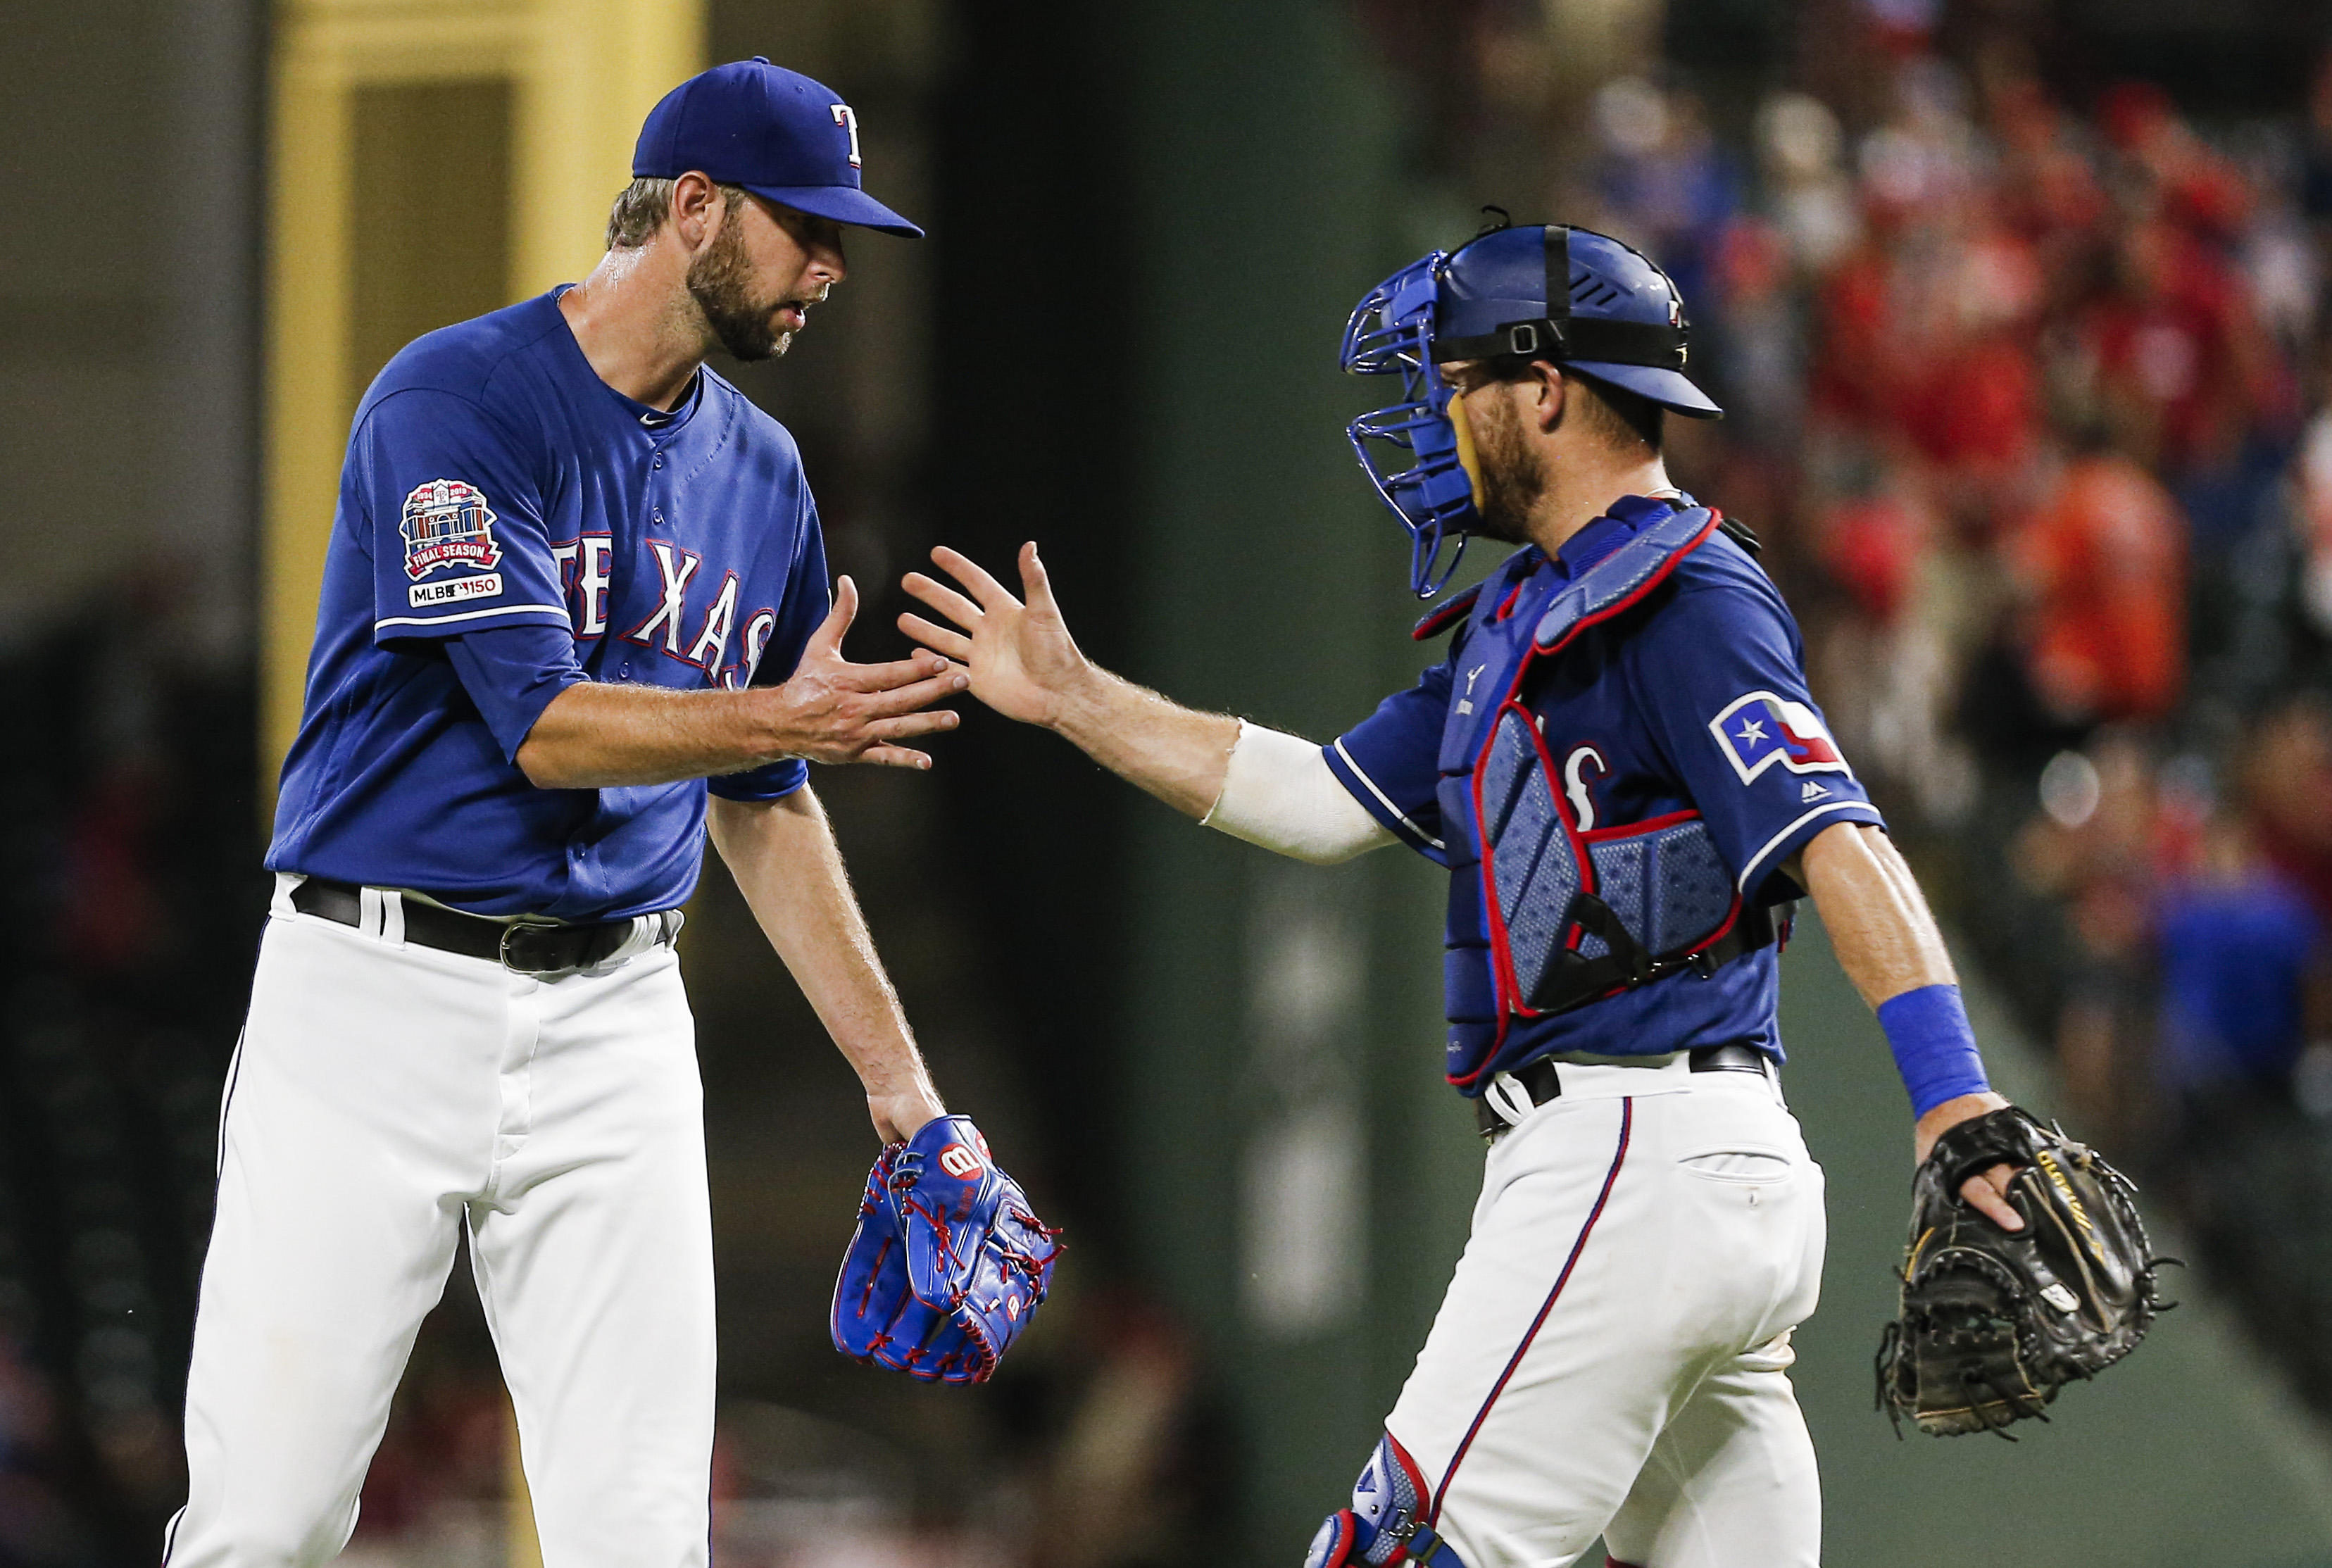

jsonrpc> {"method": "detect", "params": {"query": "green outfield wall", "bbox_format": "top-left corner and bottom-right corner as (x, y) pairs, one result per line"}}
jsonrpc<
(1109, 0), (1479, 1553)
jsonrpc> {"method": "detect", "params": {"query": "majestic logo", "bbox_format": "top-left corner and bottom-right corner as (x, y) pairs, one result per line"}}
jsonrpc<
(937, 1143), (984, 1181)
(830, 103), (863, 168)
(1709, 691), (1850, 784)
(399, 479), (502, 581)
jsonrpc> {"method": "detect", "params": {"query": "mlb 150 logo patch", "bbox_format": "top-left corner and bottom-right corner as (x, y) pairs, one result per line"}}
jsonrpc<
(400, 479), (503, 580)
(410, 574), (503, 608)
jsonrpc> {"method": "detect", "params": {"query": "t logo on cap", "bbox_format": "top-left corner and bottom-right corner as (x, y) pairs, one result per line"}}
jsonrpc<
(632, 58), (922, 238)
(830, 104), (862, 169)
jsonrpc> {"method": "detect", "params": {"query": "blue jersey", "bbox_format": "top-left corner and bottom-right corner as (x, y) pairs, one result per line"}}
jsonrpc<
(1326, 495), (1884, 1064)
(267, 290), (830, 922)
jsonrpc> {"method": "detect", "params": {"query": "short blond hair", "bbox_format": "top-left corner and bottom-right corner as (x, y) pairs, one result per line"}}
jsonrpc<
(1565, 370), (1664, 455)
(604, 176), (751, 250)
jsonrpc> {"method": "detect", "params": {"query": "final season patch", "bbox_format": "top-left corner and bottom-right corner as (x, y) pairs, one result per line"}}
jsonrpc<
(1709, 691), (1850, 783)
(399, 479), (503, 581)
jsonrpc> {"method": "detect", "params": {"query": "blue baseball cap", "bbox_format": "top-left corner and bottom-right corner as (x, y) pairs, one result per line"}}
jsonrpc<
(632, 58), (924, 239)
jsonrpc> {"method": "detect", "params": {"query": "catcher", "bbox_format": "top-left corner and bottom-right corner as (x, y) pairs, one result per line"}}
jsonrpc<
(901, 220), (2159, 1567)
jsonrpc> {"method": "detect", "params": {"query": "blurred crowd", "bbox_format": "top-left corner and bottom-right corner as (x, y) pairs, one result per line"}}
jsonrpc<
(0, 580), (260, 1560)
(1565, 13), (2332, 1396)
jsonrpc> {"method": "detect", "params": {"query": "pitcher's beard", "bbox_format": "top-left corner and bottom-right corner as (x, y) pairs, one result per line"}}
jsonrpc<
(688, 218), (790, 361)
(1465, 394), (1544, 544)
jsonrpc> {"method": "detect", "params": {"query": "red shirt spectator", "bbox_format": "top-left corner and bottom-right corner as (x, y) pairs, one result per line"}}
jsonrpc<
(2006, 451), (2186, 724)
(2080, 220), (2257, 473)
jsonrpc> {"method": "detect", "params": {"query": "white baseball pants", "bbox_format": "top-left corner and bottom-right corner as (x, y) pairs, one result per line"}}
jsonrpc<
(1386, 1059), (1827, 1568)
(166, 881), (714, 1568)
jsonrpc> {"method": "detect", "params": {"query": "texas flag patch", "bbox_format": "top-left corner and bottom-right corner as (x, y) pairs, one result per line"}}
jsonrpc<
(1709, 691), (1852, 784)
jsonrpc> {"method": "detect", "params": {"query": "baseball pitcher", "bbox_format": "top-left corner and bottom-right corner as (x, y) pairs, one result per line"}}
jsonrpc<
(169, 60), (1015, 1568)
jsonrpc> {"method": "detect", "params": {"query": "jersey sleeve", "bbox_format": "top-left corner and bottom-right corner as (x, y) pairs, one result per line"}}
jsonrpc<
(1633, 581), (1885, 904)
(353, 388), (571, 648)
(707, 496), (831, 803)
(445, 622), (587, 765)
(1323, 653), (1455, 864)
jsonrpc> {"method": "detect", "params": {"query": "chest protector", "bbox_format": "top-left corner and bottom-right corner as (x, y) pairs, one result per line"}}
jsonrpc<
(1434, 506), (1778, 1089)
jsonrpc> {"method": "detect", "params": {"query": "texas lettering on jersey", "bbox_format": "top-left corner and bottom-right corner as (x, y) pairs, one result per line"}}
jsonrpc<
(548, 534), (779, 691)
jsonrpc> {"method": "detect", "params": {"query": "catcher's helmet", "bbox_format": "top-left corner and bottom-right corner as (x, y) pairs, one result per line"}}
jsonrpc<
(1342, 220), (1722, 597)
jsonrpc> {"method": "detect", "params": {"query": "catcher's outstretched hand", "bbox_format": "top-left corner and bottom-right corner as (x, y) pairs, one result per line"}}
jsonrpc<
(900, 544), (1092, 729)
(1916, 1091), (2024, 1231)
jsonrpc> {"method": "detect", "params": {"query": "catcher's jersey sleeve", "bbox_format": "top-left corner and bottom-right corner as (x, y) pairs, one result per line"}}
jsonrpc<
(1324, 653), (1456, 865)
(353, 388), (571, 648)
(1626, 572), (1884, 904)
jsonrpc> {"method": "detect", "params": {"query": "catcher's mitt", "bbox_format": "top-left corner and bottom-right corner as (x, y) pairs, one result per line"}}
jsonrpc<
(1876, 1106), (2167, 1436)
(831, 1114), (1062, 1384)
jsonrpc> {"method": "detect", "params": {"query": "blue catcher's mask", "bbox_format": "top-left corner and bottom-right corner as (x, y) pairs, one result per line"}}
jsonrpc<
(1341, 222), (1723, 598)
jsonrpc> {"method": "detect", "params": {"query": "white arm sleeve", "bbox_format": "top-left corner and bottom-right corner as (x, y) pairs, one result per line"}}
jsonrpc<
(1199, 720), (1398, 865)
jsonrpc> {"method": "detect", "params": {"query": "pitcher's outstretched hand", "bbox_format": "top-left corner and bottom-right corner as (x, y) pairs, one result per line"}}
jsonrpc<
(771, 574), (967, 769)
(900, 544), (1093, 727)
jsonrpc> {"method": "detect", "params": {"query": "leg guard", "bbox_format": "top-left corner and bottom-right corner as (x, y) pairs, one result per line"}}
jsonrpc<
(1302, 1432), (1468, 1568)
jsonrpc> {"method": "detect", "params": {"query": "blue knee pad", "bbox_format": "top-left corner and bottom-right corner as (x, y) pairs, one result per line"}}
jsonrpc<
(1303, 1432), (1468, 1568)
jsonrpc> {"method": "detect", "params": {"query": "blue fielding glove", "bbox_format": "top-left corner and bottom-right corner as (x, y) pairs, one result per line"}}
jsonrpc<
(830, 1115), (1062, 1384)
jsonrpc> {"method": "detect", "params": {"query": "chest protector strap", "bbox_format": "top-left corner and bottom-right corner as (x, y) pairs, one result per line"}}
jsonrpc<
(1448, 507), (1780, 1069)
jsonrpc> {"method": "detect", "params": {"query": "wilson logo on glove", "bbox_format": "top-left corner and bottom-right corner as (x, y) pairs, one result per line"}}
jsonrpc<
(831, 1114), (1061, 1384)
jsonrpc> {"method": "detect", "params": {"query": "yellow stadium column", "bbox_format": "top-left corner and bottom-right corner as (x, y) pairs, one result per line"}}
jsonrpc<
(261, 3), (703, 1560)
(261, 0), (704, 798)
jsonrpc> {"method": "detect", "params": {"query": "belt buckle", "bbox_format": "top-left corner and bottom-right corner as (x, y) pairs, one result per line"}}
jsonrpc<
(499, 920), (565, 977)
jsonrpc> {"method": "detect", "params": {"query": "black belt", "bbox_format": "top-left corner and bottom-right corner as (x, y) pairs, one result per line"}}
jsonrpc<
(289, 876), (670, 976)
(1474, 1043), (1773, 1140)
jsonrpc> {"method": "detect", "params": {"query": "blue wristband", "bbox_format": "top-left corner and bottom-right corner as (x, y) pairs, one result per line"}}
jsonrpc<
(1876, 983), (1990, 1118)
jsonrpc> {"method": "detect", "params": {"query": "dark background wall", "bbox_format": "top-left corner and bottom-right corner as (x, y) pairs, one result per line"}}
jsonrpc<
(0, 0), (264, 1557)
